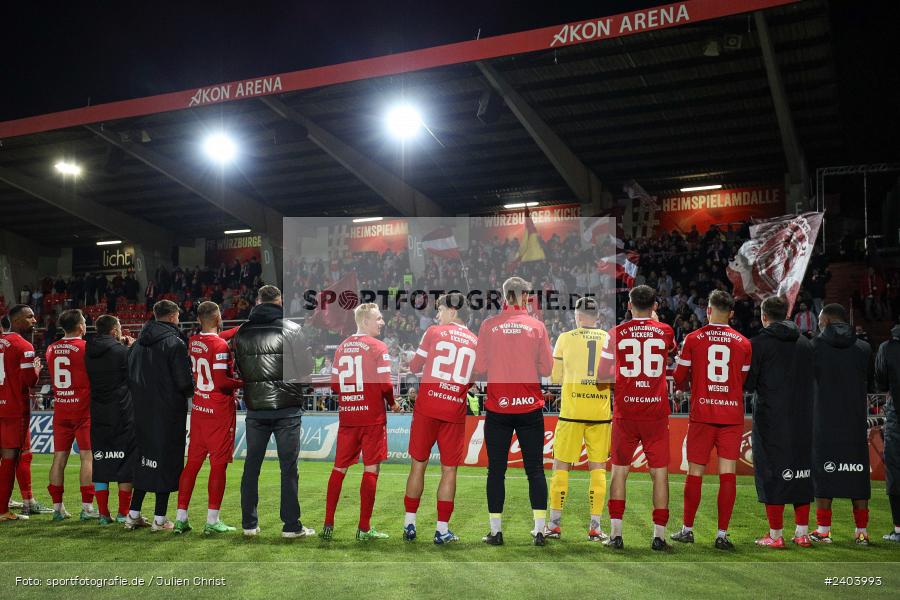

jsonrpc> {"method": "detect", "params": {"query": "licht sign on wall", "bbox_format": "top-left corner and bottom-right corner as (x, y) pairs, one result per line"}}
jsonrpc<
(469, 204), (582, 244)
(72, 245), (136, 274)
(655, 186), (784, 234)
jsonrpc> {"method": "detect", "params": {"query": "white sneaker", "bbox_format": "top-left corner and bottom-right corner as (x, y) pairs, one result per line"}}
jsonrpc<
(243, 527), (261, 537)
(282, 525), (316, 539)
(8, 500), (24, 509)
(124, 514), (150, 530)
(151, 518), (175, 532)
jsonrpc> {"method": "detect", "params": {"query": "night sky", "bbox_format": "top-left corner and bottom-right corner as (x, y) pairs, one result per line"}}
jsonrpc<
(2, 0), (898, 163)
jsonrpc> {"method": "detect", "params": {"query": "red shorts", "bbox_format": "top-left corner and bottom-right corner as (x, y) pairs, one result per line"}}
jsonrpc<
(686, 421), (742, 464)
(611, 418), (669, 469)
(0, 417), (28, 450)
(334, 424), (387, 469)
(409, 413), (465, 466)
(53, 416), (91, 452)
(188, 412), (236, 465)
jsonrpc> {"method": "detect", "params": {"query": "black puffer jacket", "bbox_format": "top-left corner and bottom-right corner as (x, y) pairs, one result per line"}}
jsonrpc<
(233, 302), (313, 413)
(85, 334), (134, 444)
(875, 325), (900, 495)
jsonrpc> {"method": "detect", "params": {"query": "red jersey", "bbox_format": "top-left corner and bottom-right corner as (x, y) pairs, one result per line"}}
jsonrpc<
(46, 337), (91, 419)
(673, 323), (752, 425)
(601, 318), (676, 421)
(473, 307), (553, 414)
(408, 322), (478, 423)
(189, 332), (242, 418)
(331, 334), (395, 427)
(0, 332), (39, 418)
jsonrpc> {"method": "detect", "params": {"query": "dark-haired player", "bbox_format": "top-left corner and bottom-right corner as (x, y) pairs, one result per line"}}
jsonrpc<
(545, 296), (611, 542)
(0, 305), (42, 522)
(403, 293), (477, 544)
(600, 285), (676, 551)
(175, 301), (242, 535)
(671, 290), (752, 550)
(46, 309), (97, 521)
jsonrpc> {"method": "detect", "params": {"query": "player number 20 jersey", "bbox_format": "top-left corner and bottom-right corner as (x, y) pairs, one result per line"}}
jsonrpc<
(188, 332), (242, 418)
(408, 323), (478, 423)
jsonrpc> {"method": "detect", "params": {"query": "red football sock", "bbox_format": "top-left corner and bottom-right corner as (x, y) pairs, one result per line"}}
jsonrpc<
(324, 469), (346, 527)
(717, 474), (737, 531)
(816, 508), (832, 527)
(177, 459), (204, 510)
(683, 475), (702, 528)
(765, 504), (785, 530)
(358, 471), (378, 532)
(404, 495), (421, 514)
(48, 483), (65, 505)
(0, 458), (15, 513)
(608, 498), (626, 520)
(793, 503), (810, 526)
(15, 453), (32, 500)
(208, 463), (227, 511)
(118, 489), (132, 517)
(853, 508), (869, 529)
(652, 508), (669, 526)
(437, 500), (454, 523)
(80, 484), (95, 504)
(95, 489), (111, 517)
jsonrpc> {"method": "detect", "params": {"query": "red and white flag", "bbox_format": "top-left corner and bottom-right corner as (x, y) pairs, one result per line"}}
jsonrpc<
(727, 212), (824, 312)
(421, 226), (461, 259)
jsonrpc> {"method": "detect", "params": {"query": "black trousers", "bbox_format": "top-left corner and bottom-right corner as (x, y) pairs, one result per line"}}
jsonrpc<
(485, 409), (548, 514)
(240, 416), (302, 532)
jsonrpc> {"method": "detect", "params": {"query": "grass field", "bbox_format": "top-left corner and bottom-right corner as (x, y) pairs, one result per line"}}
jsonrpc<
(2, 455), (898, 599)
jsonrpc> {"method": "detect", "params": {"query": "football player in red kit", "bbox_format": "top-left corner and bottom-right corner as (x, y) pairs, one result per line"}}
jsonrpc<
(599, 285), (677, 551)
(46, 309), (97, 521)
(670, 290), (752, 550)
(175, 302), (243, 535)
(402, 293), (478, 544)
(322, 303), (401, 541)
(0, 305), (42, 522)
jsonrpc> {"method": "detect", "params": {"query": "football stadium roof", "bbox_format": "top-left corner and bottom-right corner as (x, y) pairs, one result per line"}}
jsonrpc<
(0, 0), (837, 249)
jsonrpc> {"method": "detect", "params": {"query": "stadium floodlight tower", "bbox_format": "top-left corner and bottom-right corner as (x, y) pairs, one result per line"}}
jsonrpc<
(203, 132), (237, 163)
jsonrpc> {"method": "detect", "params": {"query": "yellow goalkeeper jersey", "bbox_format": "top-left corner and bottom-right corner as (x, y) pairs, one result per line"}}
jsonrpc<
(551, 327), (612, 422)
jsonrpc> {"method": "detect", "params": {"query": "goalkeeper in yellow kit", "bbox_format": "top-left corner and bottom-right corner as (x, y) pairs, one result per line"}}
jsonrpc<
(545, 296), (611, 541)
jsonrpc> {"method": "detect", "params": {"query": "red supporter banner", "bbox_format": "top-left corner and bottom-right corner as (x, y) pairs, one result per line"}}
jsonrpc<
(655, 186), (785, 234)
(470, 204), (581, 244)
(0, 1), (798, 139)
(205, 235), (263, 267)
(338, 219), (409, 254)
(462, 415), (887, 480)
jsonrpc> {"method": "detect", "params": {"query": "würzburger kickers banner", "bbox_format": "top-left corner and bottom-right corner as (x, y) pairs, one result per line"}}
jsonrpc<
(727, 212), (824, 312)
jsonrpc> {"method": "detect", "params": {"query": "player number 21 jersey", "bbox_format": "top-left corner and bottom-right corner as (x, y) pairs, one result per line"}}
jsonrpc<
(331, 334), (395, 427)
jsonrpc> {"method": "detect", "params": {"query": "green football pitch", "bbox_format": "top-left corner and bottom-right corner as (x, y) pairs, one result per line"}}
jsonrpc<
(2, 455), (898, 599)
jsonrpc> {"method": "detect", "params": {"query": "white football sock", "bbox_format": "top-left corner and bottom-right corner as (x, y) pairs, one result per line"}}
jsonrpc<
(549, 509), (562, 527)
(404, 512), (416, 527)
(717, 529), (728, 539)
(817, 525), (831, 534)
(82, 502), (93, 513)
(855, 527), (867, 535)
(489, 515), (502, 535)
(895, 526), (900, 534)
(53, 502), (63, 512)
(770, 528), (783, 540)
(207, 509), (219, 525)
(654, 524), (666, 539)
(533, 517), (546, 534)
(589, 514), (602, 531)
(154, 515), (167, 525)
(128, 509), (140, 520)
(436, 520), (449, 535)
(682, 525), (693, 533)
(610, 518), (623, 538)
(176, 509), (188, 522)
(795, 525), (809, 537)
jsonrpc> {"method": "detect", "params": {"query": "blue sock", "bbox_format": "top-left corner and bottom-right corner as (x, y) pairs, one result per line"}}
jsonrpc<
(93, 482), (109, 491)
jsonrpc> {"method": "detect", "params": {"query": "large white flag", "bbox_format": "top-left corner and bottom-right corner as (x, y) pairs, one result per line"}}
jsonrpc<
(727, 212), (824, 312)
